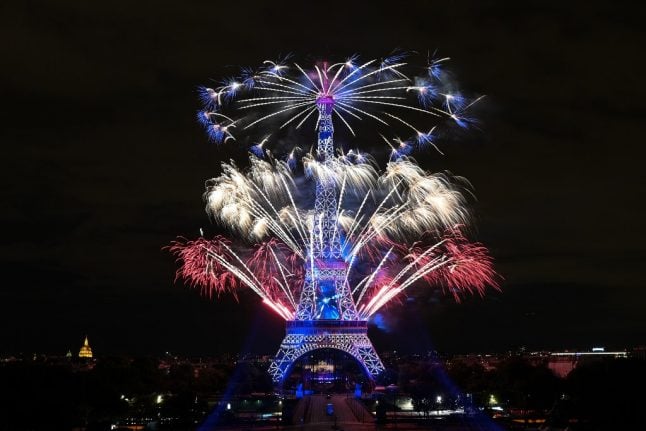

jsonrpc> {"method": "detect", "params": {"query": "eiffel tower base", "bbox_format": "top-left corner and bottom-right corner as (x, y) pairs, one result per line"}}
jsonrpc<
(268, 320), (385, 386)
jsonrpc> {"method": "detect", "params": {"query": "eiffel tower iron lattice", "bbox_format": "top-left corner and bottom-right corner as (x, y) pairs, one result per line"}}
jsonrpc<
(268, 321), (384, 384)
(271, 96), (384, 384)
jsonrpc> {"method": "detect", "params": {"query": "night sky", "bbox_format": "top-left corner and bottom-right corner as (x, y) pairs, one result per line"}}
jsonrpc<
(2, 1), (645, 356)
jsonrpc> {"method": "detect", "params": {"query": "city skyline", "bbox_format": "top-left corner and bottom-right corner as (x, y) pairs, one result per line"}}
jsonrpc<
(2, 339), (637, 358)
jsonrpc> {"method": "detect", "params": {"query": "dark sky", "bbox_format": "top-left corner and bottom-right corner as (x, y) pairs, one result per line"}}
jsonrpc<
(2, 0), (645, 356)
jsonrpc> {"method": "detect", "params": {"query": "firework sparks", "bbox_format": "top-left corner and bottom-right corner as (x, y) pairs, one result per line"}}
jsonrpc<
(169, 155), (498, 321)
(166, 236), (239, 298)
(200, 154), (471, 250)
(169, 53), (498, 323)
(196, 54), (482, 157)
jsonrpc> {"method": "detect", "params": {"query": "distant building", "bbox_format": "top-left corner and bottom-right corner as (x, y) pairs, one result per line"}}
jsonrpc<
(78, 336), (93, 359)
(303, 359), (335, 382)
(547, 348), (627, 377)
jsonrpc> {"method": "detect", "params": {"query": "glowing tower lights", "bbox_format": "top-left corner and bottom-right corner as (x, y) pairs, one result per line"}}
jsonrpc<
(169, 54), (499, 385)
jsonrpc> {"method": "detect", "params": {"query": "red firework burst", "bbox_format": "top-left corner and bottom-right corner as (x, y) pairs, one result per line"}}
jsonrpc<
(408, 227), (500, 302)
(166, 236), (239, 298)
(246, 238), (304, 304)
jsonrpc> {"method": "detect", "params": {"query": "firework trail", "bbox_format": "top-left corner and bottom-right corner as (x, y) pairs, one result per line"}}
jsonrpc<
(169, 53), (498, 320)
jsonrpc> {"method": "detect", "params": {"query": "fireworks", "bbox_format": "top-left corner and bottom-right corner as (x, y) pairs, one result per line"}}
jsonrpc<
(169, 153), (498, 319)
(202, 155), (469, 243)
(167, 236), (239, 298)
(169, 227), (496, 320)
(169, 53), (498, 322)
(196, 53), (480, 155)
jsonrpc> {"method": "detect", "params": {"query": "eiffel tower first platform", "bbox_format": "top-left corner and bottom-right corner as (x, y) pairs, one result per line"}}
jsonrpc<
(267, 320), (384, 384)
(267, 85), (385, 386)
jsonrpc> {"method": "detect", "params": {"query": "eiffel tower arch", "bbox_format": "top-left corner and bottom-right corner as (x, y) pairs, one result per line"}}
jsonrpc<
(268, 321), (384, 385)
(269, 88), (384, 386)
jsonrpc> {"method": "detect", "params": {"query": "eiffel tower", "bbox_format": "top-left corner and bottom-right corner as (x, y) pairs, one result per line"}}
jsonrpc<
(267, 87), (385, 385)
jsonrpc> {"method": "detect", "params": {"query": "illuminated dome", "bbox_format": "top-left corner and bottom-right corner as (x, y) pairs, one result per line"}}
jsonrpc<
(78, 336), (93, 359)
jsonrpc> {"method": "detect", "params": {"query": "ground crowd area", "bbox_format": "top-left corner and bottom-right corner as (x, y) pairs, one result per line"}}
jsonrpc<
(0, 351), (644, 430)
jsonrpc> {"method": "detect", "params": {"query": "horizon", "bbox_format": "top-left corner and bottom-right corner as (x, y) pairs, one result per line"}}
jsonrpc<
(3, 339), (639, 359)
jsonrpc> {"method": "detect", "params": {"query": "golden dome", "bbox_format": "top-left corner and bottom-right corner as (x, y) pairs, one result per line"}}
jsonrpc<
(78, 336), (93, 358)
